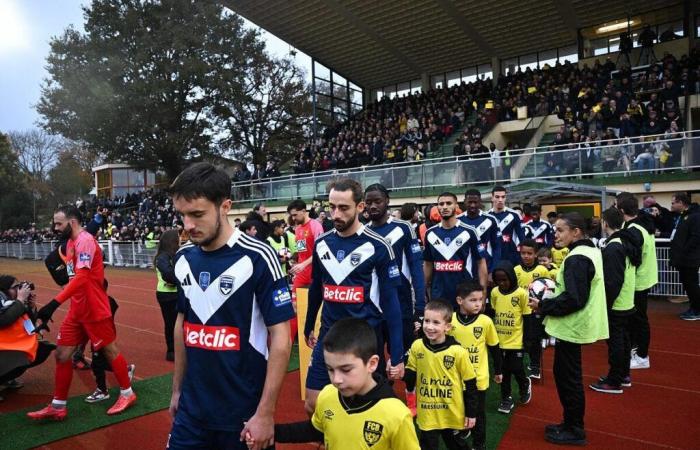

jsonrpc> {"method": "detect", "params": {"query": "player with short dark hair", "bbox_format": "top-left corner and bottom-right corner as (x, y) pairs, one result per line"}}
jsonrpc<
(524, 205), (554, 248)
(168, 162), (294, 450)
(304, 177), (405, 417)
(424, 192), (488, 309)
(29, 205), (136, 420)
(489, 186), (526, 266)
(458, 189), (501, 273)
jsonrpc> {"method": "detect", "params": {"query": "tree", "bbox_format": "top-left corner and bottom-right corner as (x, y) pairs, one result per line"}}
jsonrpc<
(7, 130), (60, 181)
(38, 0), (273, 180)
(219, 55), (311, 165)
(47, 149), (93, 208)
(0, 133), (33, 229)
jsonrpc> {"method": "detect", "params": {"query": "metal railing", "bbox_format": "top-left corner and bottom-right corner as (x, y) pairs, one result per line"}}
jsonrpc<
(0, 240), (158, 269)
(231, 131), (699, 202)
(0, 239), (695, 298)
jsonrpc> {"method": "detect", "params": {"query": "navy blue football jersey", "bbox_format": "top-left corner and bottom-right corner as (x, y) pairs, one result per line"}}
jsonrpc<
(368, 217), (426, 317)
(306, 225), (404, 364)
(423, 222), (483, 308)
(174, 229), (294, 431)
(524, 219), (554, 248)
(489, 208), (525, 266)
(458, 211), (501, 272)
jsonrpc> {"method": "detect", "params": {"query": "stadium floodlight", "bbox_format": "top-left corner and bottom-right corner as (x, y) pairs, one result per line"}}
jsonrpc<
(597, 20), (636, 34)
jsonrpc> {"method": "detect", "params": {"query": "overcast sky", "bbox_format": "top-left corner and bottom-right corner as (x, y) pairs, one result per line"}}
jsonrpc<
(0, 0), (310, 132)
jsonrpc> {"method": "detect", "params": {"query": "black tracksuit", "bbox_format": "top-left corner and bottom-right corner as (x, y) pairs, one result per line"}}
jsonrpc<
(670, 204), (700, 312)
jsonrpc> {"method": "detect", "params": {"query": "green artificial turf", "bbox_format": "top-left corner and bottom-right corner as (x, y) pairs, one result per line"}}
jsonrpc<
(1, 345), (301, 450)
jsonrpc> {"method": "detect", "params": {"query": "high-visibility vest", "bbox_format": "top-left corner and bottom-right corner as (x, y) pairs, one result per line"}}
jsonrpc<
(0, 313), (39, 362)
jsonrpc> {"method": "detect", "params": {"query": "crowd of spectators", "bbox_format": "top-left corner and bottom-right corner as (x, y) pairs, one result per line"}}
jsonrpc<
(277, 46), (699, 181)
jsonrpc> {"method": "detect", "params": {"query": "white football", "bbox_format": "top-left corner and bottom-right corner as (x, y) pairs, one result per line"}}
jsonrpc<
(529, 277), (556, 301)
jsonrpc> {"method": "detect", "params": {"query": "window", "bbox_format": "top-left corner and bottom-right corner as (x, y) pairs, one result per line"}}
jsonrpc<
(112, 169), (128, 187)
(592, 38), (608, 56)
(447, 70), (461, 87)
(461, 66), (477, 84)
(314, 61), (330, 81)
(410, 79), (421, 94)
(519, 53), (538, 71)
(431, 75), (443, 89)
(350, 89), (362, 105)
(376, 90), (384, 101)
(608, 36), (620, 53)
(477, 63), (492, 80)
(539, 49), (557, 69)
(397, 82), (410, 98)
(503, 57), (518, 75)
(558, 45), (578, 64)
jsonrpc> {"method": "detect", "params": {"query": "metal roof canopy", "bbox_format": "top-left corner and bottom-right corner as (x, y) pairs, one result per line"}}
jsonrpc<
(225, 0), (674, 89)
(488, 179), (622, 207)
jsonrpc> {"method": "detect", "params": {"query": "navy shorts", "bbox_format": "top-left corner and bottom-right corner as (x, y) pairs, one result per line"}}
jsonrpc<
(305, 324), (386, 391)
(168, 411), (274, 450)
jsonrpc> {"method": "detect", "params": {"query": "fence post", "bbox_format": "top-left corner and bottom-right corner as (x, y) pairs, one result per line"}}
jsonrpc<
(132, 241), (137, 267)
(34, 242), (38, 260)
(18, 244), (22, 260)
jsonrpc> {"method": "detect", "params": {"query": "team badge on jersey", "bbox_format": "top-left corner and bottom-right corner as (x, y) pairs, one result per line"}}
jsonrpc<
(350, 253), (361, 266)
(444, 237), (451, 245)
(336, 250), (345, 261)
(411, 242), (421, 253)
(219, 275), (234, 295)
(363, 420), (383, 447)
(79, 252), (91, 262)
(443, 355), (455, 369)
(455, 238), (463, 246)
(388, 264), (400, 278)
(273, 287), (292, 306)
(511, 296), (519, 307)
(473, 326), (483, 339)
(199, 271), (211, 289)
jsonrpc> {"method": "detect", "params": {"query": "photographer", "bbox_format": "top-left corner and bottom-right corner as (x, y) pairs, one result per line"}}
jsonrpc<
(0, 276), (55, 397)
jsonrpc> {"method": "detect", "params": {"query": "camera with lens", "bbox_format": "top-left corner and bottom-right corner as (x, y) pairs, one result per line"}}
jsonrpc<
(20, 281), (35, 290)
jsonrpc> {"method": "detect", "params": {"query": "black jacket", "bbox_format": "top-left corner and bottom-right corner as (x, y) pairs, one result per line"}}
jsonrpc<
(245, 211), (272, 241)
(602, 230), (641, 311)
(670, 204), (700, 268)
(539, 239), (596, 317)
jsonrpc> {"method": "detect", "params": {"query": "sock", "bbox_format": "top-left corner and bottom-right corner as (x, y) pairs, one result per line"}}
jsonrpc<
(120, 387), (134, 396)
(53, 360), (73, 404)
(110, 353), (132, 392)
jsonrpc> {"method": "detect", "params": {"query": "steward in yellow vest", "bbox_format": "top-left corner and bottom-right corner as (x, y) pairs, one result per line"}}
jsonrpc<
(154, 230), (180, 361)
(528, 213), (607, 446)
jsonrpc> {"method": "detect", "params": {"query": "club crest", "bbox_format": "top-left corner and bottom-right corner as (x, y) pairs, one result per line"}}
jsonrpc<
(443, 355), (455, 369)
(199, 271), (211, 290)
(455, 238), (463, 246)
(336, 250), (346, 261)
(473, 326), (483, 339)
(219, 275), (234, 295)
(363, 421), (383, 447)
(350, 252), (361, 266)
(511, 296), (519, 307)
(444, 237), (452, 245)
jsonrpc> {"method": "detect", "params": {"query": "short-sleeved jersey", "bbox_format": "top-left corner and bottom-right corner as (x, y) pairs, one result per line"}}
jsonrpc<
(450, 313), (499, 390)
(368, 217), (425, 317)
(294, 218), (324, 286)
(311, 225), (400, 330)
(489, 208), (525, 266)
(59, 230), (111, 322)
(174, 229), (295, 430)
(551, 246), (570, 266)
(457, 211), (501, 272)
(524, 219), (554, 248)
(514, 264), (550, 291)
(311, 384), (419, 450)
(424, 223), (483, 308)
(490, 286), (530, 350)
(406, 338), (476, 431)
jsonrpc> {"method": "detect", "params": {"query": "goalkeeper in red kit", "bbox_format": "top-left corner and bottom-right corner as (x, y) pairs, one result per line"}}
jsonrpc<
(27, 205), (136, 420)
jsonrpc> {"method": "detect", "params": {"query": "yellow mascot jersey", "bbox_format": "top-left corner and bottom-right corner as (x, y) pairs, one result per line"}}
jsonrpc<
(514, 264), (550, 290)
(311, 383), (419, 450)
(406, 337), (476, 431)
(449, 313), (499, 390)
(551, 246), (569, 266)
(545, 263), (559, 280)
(490, 286), (530, 350)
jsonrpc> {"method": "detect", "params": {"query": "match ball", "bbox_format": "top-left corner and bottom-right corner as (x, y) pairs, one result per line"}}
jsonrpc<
(529, 277), (556, 301)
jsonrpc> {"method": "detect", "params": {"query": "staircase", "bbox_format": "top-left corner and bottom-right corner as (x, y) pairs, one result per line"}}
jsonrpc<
(429, 111), (477, 159)
(519, 133), (558, 178)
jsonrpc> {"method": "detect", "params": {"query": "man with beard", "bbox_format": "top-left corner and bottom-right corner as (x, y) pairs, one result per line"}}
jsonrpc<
(458, 189), (501, 273)
(424, 192), (488, 309)
(168, 163), (294, 450)
(304, 178), (404, 417)
(29, 206), (136, 420)
(364, 184), (425, 416)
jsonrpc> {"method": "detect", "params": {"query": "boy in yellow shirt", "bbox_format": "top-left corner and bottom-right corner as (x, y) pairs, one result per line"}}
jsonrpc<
(491, 261), (533, 414)
(551, 244), (569, 266)
(269, 318), (419, 450)
(515, 239), (550, 380)
(405, 299), (478, 450)
(537, 247), (559, 280)
(450, 281), (503, 450)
